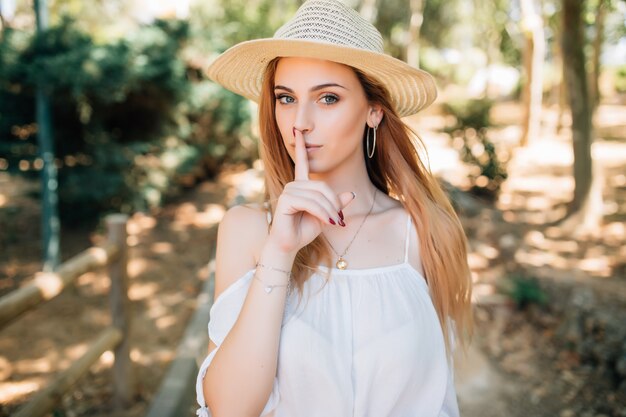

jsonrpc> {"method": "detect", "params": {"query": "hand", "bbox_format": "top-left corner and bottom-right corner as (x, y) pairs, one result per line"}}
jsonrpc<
(267, 128), (355, 255)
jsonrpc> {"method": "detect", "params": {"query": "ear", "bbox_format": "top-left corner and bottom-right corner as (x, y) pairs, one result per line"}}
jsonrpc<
(366, 104), (384, 128)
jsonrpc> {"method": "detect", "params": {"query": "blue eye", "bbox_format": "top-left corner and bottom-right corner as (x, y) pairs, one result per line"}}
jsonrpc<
(320, 94), (339, 105)
(276, 94), (295, 104)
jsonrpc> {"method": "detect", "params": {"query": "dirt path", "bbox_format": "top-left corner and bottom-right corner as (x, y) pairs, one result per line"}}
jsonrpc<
(456, 339), (514, 417)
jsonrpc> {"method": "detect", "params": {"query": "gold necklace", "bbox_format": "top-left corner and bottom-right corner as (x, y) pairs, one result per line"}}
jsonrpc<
(323, 188), (377, 270)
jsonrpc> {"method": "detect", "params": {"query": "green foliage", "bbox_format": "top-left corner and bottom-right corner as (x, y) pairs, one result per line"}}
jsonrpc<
(187, 0), (292, 57)
(421, 0), (461, 49)
(443, 99), (508, 199)
(0, 16), (253, 226)
(56, 136), (202, 225)
(499, 25), (522, 67)
(505, 274), (548, 309)
(615, 65), (626, 93)
(374, 0), (410, 59)
(445, 99), (493, 131)
(0, 17), (189, 149)
(183, 81), (254, 175)
(418, 47), (453, 83)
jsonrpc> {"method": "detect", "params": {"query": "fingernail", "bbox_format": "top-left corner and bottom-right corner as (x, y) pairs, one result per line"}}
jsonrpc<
(338, 210), (344, 220)
(339, 219), (346, 227)
(329, 218), (336, 225)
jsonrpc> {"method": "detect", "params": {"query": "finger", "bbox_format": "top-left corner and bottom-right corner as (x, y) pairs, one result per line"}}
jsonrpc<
(285, 181), (342, 213)
(338, 191), (357, 209)
(284, 188), (341, 224)
(282, 194), (337, 226)
(293, 128), (309, 181)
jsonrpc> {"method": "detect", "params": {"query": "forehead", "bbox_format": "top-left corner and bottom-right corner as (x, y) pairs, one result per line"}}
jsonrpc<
(274, 57), (360, 88)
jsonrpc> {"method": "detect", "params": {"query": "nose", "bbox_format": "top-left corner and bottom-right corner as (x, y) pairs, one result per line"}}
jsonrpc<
(293, 102), (313, 135)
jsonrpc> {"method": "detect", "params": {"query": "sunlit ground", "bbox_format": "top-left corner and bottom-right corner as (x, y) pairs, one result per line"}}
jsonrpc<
(409, 101), (625, 285)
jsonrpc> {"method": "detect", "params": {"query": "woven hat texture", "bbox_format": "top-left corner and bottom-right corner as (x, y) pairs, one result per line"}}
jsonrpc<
(206, 0), (437, 117)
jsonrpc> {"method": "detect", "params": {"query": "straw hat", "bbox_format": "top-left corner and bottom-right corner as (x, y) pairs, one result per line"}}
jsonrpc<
(206, 0), (437, 117)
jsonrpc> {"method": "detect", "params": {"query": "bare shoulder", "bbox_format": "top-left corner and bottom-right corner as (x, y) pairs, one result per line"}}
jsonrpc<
(219, 202), (269, 237)
(214, 203), (269, 300)
(378, 193), (425, 276)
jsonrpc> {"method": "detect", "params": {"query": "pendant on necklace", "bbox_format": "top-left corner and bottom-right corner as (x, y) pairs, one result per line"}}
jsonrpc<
(336, 257), (348, 270)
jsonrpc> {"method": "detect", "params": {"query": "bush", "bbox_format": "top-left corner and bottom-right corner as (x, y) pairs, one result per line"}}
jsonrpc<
(615, 65), (626, 94)
(443, 99), (508, 199)
(0, 17), (253, 226)
(444, 98), (492, 131)
(504, 273), (548, 310)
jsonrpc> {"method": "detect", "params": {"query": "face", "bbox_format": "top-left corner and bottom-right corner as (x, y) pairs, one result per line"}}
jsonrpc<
(273, 57), (382, 175)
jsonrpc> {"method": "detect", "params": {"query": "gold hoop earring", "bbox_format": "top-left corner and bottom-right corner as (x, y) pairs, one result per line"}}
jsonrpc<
(366, 125), (377, 159)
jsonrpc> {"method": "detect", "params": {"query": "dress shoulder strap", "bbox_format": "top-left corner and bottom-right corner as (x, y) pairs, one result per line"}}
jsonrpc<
(404, 212), (412, 263)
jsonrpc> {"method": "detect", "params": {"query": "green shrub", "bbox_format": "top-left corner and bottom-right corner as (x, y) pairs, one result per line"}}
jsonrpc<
(443, 98), (508, 199)
(615, 65), (626, 94)
(444, 98), (492, 131)
(0, 17), (253, 226)
(505, 274), (548, 309)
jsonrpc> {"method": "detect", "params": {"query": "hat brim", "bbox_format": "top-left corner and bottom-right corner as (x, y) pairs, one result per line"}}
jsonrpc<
(206, 39), (437, 118)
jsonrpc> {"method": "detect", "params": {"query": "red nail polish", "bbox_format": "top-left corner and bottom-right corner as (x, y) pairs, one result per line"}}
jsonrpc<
(338, 210), (344, 220)
(329, 218), (336, 225)
(339, 219), (346, 227)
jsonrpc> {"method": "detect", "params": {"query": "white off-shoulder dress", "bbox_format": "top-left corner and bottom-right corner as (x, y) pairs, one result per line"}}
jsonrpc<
(196, 213), (460, 417)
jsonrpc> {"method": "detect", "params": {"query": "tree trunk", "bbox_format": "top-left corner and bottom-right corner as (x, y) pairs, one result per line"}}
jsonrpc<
(552, 33), (567, 134)
(559, 0), (601, 236)
(521, 31), (533, 143)
(520, 0), (545, 146)
(406, 0), (424, 68)
(34, 0), (61, 271)
(590, 0), (606, 111)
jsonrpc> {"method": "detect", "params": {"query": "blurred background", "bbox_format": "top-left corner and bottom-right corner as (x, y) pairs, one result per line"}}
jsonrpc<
(0, 0), (625, 416)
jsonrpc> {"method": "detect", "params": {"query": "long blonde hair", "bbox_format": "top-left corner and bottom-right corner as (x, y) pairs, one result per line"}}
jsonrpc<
(258, 58), (473, 353)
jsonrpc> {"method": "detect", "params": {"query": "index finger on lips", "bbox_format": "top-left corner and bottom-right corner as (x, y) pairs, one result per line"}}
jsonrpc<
(293, 128), (309, 181)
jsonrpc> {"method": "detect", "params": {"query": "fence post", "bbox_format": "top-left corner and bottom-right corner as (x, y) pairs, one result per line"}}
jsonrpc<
(106, 214), (133, 409)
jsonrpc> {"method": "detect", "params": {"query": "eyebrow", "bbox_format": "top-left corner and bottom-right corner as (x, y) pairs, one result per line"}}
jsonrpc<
(274, 83), (348, 93)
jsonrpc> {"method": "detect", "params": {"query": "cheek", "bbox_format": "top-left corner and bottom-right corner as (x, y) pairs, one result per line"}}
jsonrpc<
(322, 106), (365, 146)
(275, 108), (292, 143)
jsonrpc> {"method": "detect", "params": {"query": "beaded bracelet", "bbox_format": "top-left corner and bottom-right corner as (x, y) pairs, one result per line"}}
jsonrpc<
(254, 262), (293, 294)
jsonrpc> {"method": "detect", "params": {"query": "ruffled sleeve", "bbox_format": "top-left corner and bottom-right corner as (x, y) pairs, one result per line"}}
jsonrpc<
(196, 269), (281, 416)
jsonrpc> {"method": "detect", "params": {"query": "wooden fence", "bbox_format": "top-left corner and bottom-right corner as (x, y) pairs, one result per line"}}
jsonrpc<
(0, 214), (133, 417)
(144, 253), (216, 417)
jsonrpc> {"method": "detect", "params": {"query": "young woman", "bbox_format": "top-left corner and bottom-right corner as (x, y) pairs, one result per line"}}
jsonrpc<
(196, 0), (473, 416)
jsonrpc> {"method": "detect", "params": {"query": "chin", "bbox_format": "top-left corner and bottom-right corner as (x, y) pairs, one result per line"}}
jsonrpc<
(306, 160), (331, 175)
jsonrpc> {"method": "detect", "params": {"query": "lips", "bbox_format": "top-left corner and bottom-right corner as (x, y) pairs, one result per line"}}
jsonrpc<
(290, 143), (322, 149)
